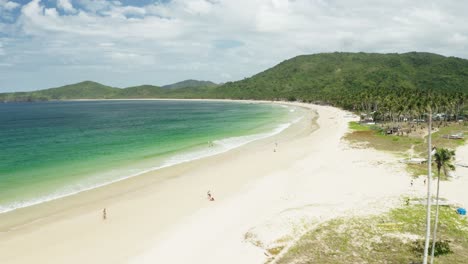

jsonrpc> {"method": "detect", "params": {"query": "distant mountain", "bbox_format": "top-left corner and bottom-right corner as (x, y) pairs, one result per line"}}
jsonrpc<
(117, 85), (165, 98)
(38, 81), (121, 99)
(0, 81), (216, 102)
(1, 53), (466, 116)
(0, 81), (120, 102)
(162, 79), (217, 89)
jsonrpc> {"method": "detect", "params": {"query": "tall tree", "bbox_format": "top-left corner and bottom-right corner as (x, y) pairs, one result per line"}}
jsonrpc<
(430, 148), (456, 264)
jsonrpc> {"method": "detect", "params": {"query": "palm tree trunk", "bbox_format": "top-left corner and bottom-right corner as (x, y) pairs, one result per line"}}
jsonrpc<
(430, 169), (441, 264)
(423, 110), (433, 264)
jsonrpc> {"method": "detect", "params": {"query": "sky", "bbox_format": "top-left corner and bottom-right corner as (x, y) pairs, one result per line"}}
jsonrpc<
(0, 0), (467, 92)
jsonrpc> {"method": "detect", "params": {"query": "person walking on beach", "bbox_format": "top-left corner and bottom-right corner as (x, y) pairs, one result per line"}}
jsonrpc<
(103, 208), (107, 220)
(207, 191), (215, 201)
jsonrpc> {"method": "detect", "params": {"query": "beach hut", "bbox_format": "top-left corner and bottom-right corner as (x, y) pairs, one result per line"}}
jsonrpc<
(456, 208), (466, 215)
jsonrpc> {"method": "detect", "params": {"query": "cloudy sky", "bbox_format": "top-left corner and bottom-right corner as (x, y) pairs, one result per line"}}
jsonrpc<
(0, 0), (467, 92)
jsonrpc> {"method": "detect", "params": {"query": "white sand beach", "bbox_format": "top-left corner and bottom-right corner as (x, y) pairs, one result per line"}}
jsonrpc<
(0, 102), (466, 264)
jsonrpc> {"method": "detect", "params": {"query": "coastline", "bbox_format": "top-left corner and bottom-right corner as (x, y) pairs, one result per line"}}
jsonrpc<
(0, 100), (315, 263)
(1, 101), (465, 264)
(0, 100), (296, 214)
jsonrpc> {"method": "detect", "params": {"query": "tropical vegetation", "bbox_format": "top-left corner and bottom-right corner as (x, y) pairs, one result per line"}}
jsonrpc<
(431, 148), (456, 264)
(275, 204), (468, 264)
(1, 52), (467, 122)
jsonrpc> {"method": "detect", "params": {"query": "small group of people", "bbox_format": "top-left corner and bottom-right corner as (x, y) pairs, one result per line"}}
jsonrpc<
(101, 190), (217, 221)
(410, 178), (427, 187)
(101, 190), (218, 220)
(207, 190), (215, 201)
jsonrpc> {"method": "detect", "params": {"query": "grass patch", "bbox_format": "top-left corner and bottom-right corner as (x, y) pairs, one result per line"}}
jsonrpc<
(345, 129), (425, 154)
(345, 121), (467, 177)
(412, 122), (466, 154)
(349, 121), (372, 131)
(276, 205), (468, 264)
(267, 246), (285, 256)
(346, 121), (466, 155)
(406, 163), (430, 178)
(416, 123), (467, 153)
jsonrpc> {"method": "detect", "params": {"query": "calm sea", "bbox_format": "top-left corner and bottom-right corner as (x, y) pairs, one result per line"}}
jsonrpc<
(0, 100), (298, 213)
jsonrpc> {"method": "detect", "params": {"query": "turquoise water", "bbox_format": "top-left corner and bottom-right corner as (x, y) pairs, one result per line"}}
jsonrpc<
(0, 100), (296, 213)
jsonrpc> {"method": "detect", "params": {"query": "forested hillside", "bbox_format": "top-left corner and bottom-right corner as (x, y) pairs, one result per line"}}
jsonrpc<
(214, 52), (466, 108)
(1, 52), (466, 119)
(162, 80), (217, 89)
(208, 52), (467, 120)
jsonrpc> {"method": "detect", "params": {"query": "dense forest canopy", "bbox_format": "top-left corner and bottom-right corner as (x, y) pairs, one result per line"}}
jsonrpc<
(161, 80), (218, 89)
(211, 52), (468, 121)
(1, 52), (467, 120)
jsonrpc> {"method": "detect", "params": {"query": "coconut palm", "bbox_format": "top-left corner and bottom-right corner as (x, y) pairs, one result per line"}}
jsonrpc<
(430, 148), (456, 264)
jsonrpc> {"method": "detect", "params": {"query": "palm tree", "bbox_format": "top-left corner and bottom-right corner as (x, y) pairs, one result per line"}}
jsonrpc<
(430, 148), (456, 264)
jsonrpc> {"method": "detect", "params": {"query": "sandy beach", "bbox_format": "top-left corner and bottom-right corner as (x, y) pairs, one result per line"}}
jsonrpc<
(0, 102), (466, 264)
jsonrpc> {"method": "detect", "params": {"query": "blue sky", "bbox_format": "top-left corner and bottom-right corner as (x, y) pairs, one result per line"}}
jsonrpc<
(1, 0), (468, 92)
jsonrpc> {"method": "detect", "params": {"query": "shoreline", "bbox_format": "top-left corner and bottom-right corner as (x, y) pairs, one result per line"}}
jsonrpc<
(0, 102), (402, 264)
(2, 101), (463, 263)
(0, 101), (318, 264)
(0, 100), (314, 230)
(0, 100), (298, 215)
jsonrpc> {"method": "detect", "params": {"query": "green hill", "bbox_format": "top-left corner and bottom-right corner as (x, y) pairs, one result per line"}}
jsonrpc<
(213, 52), (467, 100)
(0, 81), (217, 102)
(115, 85), (165, 98)
(1, 52), (467, 117)
(162, 79), (217, 89)
(0, 81), (120, 102)
(208, 52), (467, 118)
(38, 81), (121, 99)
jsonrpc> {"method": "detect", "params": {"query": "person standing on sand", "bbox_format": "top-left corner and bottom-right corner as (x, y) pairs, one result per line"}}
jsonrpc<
(207, 191), (215, 201)
(103, 208), (107, 220)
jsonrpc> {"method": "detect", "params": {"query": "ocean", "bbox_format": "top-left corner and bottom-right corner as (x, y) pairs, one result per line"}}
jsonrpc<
(0, 100), (299, 213)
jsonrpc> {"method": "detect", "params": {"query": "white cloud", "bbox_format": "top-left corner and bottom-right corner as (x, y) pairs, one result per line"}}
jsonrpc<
(57, 0), (76, 13)
(0, 0), (20, 21)
(78, 0), (112, 13)
(448, 33), (468, 45)
(183, 0), (214, 15)
(99, 42), (115, 47)
(1, 0), (468, 92)
(108, 51), (156, 66)
(1, 0), (20, 11)
(19, 0), (183, 40)
(100, 5), (146, 19)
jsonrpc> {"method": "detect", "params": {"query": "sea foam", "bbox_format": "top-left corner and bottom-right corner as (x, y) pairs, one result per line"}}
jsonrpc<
(0, 116), (302, 214)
